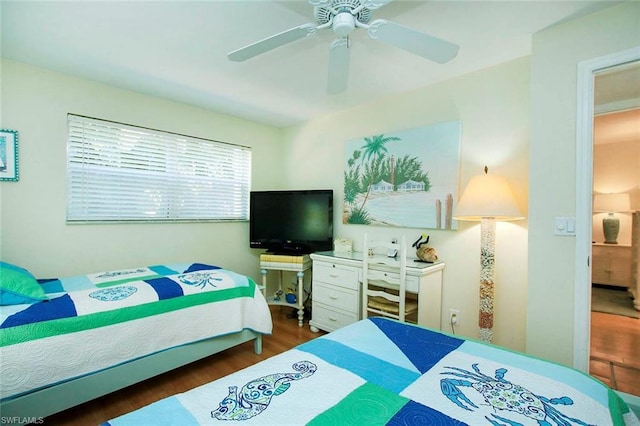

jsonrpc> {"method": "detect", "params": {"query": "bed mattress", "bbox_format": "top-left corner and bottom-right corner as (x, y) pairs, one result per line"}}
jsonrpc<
(105, 317), (639, 425)
(0, 263), (272, 402)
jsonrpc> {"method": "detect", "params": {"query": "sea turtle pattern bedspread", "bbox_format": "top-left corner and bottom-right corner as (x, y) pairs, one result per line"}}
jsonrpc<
(105, 317), (639, 425)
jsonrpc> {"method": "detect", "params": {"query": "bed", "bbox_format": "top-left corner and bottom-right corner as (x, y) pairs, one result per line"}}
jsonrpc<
(105, 316), (639, 426)
(0, 261), (272, 423)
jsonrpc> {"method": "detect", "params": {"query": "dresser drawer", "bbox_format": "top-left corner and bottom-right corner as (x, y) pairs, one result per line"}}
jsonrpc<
(310, 304), (359, 332)
(313, 281), (359, 314)
(361, 268), (420, 293)
(313, 262), (359, 290)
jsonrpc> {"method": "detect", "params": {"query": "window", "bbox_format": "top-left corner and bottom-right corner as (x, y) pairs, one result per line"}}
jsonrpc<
(67, 114), (251, 223)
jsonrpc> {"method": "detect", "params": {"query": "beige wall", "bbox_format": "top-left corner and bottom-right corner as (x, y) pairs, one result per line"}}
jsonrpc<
(1, 57), (531, 350)
(0, 59), (283, 280)
(2, 1), (638, 362)
(281, 57), (530, 350)
(528, 1), (640, 365)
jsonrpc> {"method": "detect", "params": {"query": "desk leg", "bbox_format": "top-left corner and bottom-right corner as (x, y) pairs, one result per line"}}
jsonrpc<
(297, 271), (304, 327)
(260, 269), (267, 299)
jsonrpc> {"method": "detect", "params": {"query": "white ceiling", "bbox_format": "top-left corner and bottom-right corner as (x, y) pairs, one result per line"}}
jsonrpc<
(0, 0), (622, 128)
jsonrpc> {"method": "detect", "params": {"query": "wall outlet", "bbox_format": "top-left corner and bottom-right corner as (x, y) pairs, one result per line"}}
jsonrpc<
(449, 309), (460, 326)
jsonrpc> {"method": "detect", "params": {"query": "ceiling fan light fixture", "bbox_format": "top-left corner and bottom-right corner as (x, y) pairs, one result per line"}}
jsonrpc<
(333, 12), (356, 37)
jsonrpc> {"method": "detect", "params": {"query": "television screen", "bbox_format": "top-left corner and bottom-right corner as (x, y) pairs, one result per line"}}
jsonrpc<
(250, 189), (333, 254)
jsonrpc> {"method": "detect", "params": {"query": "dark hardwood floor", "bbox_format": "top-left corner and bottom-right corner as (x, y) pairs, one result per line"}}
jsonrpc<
(590, 311), (640, 396)
(42, 306), (323, 426)
(39, 306), (640, 425)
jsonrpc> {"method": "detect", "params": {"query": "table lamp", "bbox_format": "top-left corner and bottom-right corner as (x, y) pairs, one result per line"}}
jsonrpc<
(454, 166), (524, 343)
(593, 193), (631, 244)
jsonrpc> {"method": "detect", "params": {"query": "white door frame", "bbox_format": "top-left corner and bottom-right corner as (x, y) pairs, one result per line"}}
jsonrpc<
(574, 46), (640, 372)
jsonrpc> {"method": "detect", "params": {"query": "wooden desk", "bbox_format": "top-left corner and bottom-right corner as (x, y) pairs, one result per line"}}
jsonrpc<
(309, 251), (445, 333)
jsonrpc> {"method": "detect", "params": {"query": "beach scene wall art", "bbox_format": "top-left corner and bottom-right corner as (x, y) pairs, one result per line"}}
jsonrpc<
(343, 121), (461, 230)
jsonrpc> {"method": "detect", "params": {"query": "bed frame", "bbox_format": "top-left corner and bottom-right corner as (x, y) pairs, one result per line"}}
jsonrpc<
(0, 329), (262, 424)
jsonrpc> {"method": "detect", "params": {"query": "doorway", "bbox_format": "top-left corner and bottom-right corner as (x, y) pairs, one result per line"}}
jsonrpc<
(591, 62), (640, 396)
(575, 49), (640, 397)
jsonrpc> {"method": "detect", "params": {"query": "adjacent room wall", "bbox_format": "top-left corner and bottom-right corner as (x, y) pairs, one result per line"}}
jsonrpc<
(280, 57), (530, 350)
(0, 59), (284, 280)
(528, 1), (640, 365)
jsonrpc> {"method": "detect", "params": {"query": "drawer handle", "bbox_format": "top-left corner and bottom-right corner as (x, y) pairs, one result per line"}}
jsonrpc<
(330, 273), (339, 278)
(329, 294), (338, 300)
(329, 316), (338, 321)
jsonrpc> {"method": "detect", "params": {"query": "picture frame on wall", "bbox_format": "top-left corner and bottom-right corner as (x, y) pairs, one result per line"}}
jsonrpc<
(0, 129), (19, 182)
(343, 121), (461, 230)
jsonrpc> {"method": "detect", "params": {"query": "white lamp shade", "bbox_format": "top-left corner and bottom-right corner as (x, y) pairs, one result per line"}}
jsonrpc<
(593, 193), (631, 213)
(454, 172), (523, 221)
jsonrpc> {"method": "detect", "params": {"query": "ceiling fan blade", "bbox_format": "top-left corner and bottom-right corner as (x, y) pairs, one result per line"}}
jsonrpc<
(228, 23), (317, 62)
(367, 19), (459, 64)
(327, 38), (350, 94)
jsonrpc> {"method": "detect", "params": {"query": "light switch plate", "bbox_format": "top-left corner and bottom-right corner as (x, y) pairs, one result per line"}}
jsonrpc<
(554, 216), (576, 236)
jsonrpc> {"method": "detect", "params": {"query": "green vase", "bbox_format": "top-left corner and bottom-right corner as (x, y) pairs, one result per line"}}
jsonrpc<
(602, 213), (620, 244)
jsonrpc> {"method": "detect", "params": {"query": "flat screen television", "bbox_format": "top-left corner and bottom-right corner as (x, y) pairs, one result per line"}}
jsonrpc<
(250, 189), (334, 254)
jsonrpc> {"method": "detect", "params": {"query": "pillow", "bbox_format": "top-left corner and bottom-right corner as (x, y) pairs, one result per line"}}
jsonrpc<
(1, 261), (36, 279)
(0, 262), (48, 305)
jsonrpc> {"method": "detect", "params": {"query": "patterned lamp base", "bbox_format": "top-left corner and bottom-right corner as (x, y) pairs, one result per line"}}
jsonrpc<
(479, 218), (496, 343)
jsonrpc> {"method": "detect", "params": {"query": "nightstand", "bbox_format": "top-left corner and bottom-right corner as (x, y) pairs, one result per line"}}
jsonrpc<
(260, 254), (312, 327)
(592, 243), (632, 288)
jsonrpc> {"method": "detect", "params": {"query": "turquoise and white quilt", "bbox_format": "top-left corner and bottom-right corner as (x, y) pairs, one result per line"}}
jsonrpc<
(0, 263), (272, 401)
(106, 317), (639, 426)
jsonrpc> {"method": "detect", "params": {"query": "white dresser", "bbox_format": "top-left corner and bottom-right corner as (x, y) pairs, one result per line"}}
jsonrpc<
(309, 251), (445, 333)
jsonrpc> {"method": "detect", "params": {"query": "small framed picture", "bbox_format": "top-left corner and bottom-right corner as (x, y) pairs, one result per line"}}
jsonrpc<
(0, 129), (19, 181)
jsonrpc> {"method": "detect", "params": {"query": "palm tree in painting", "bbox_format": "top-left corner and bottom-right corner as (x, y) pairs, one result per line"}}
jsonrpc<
(345, 150), (372, 224)
(358, 134), (400, 210)
(360, 134), (397, 164)
(344, 157), (361, 205)
(394, 154), (431, 191)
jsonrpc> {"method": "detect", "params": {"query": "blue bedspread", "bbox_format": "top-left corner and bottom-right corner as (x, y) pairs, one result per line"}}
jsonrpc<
(0, 263), (273, 402)
(0, 263), (254, 344)
(106, 317), (639, 425)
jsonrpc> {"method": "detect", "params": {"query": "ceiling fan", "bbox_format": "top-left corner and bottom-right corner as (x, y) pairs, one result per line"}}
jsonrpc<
(227, 0), (459, 94)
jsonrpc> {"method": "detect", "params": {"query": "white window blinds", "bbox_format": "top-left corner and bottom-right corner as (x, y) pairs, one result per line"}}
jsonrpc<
(67, 114), (251, 223)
